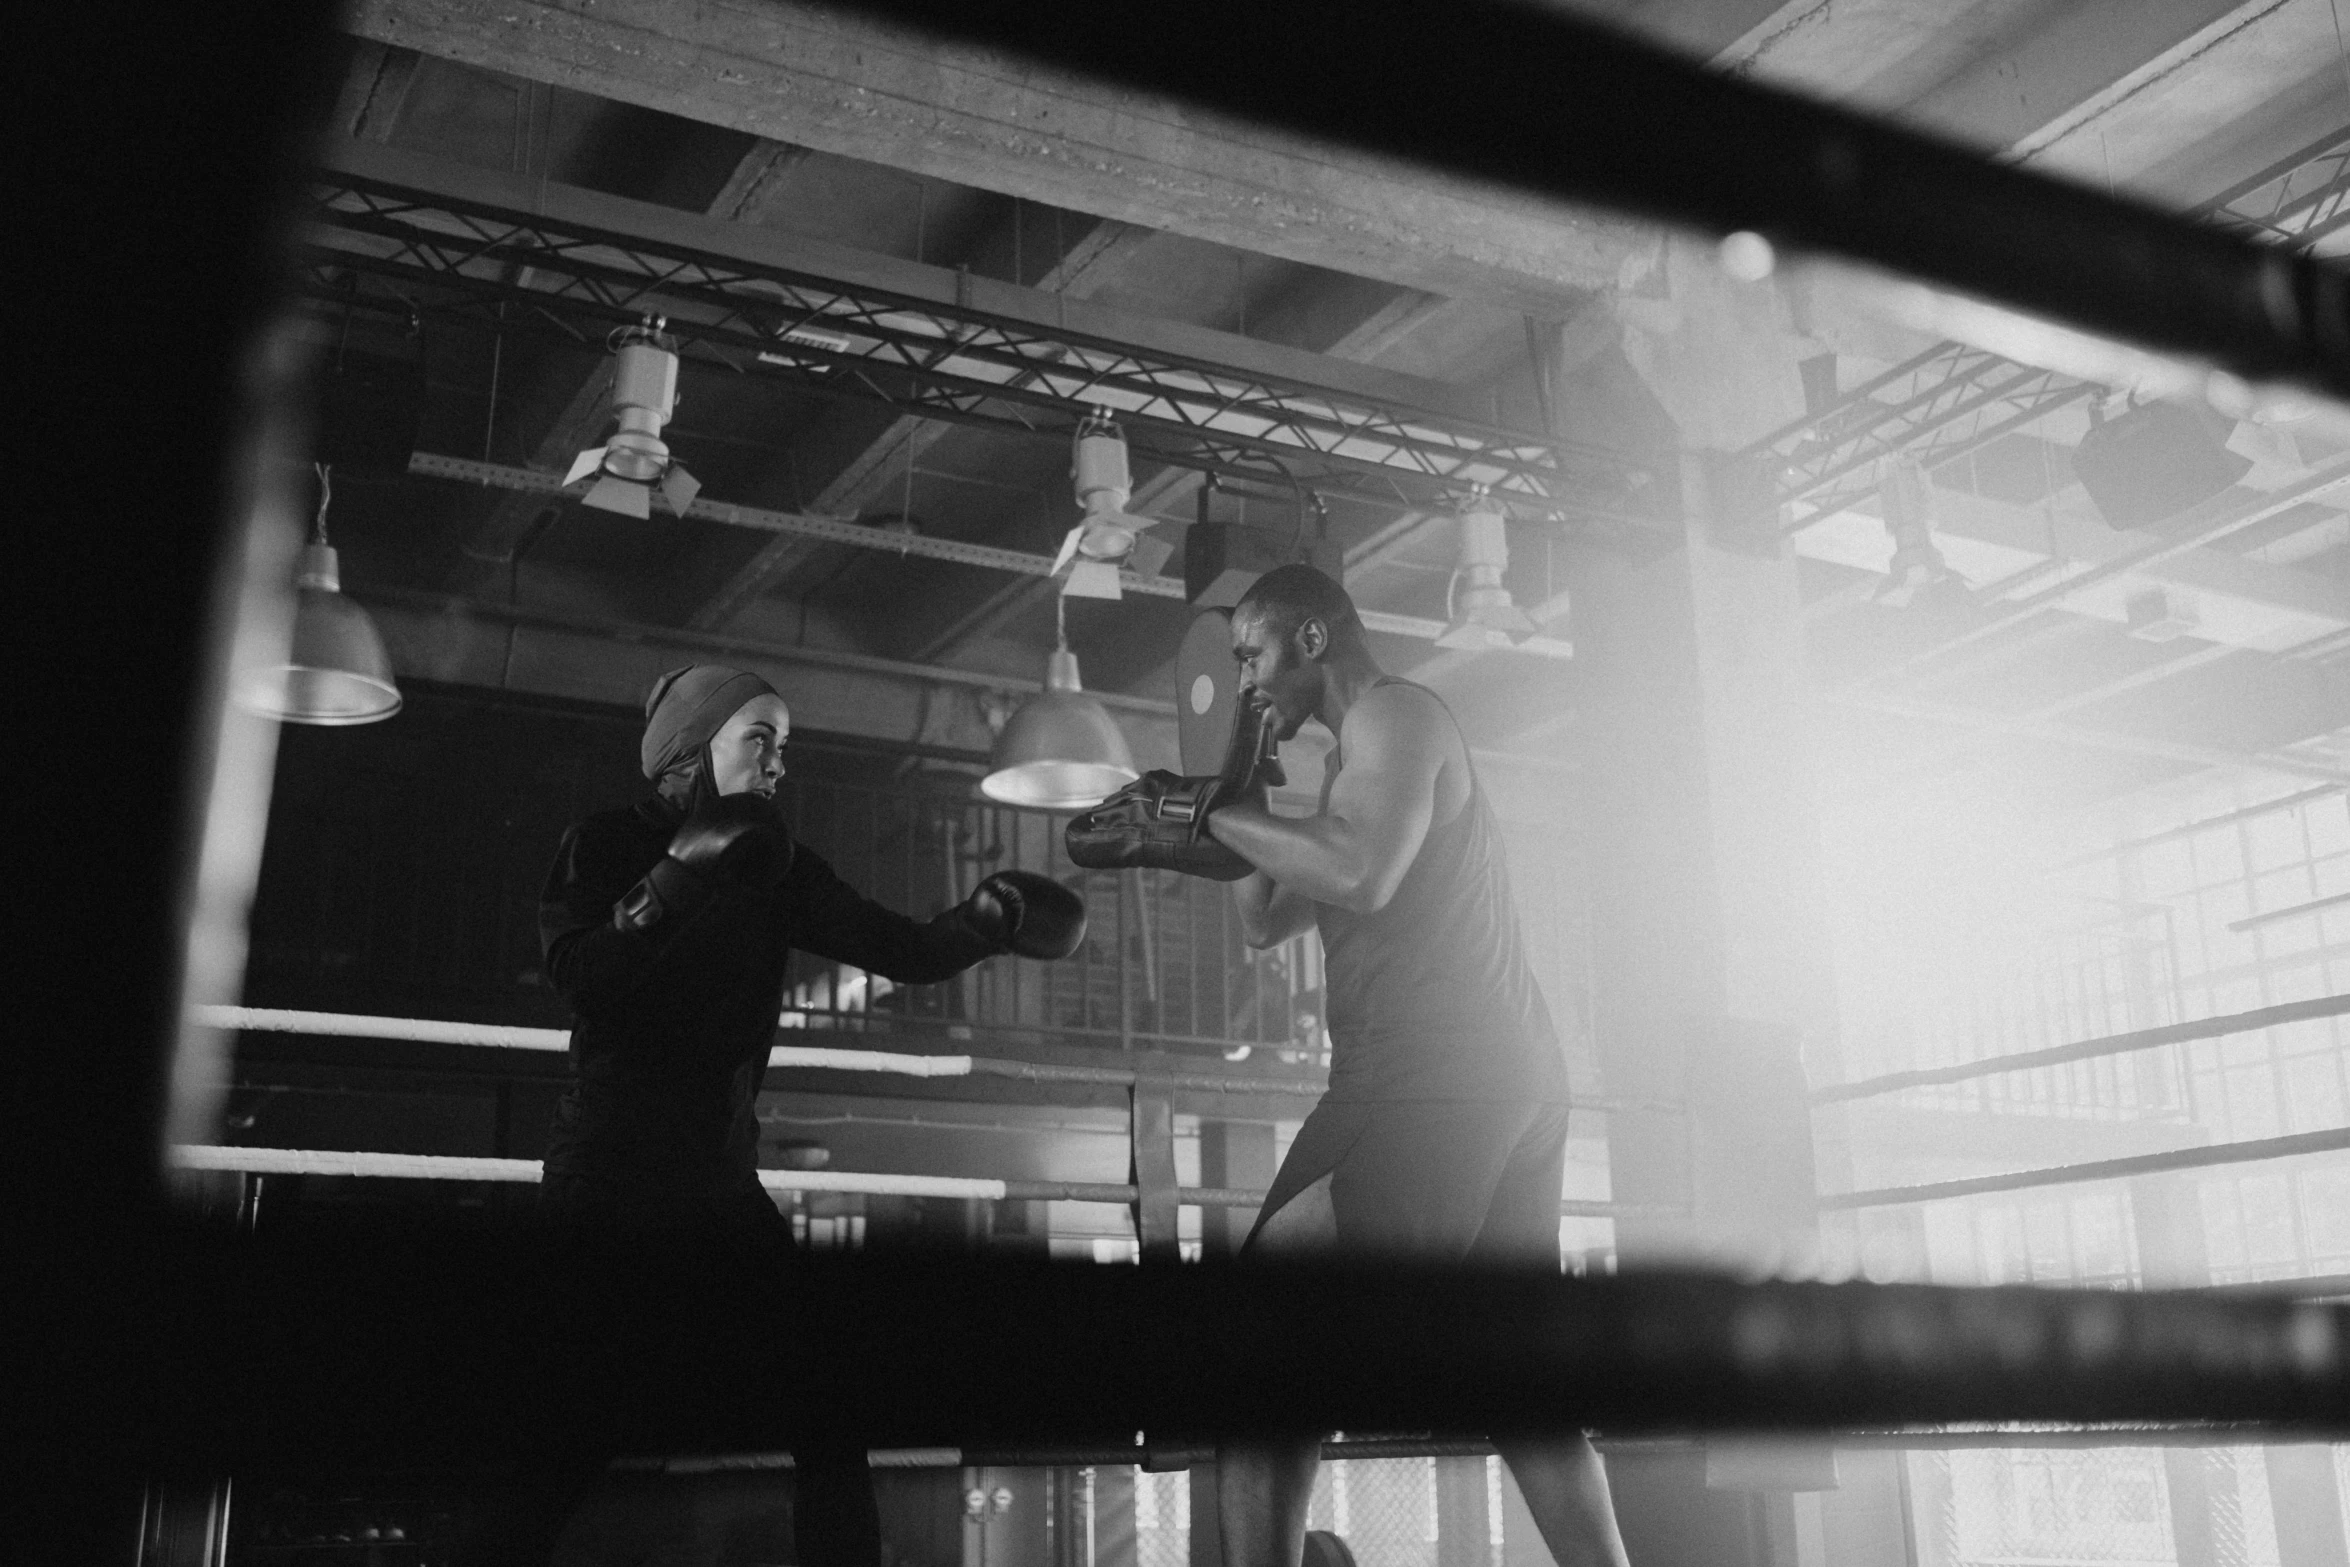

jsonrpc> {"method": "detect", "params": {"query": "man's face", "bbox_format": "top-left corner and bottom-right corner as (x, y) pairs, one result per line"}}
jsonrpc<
(710, 693), (791, 798)
(1231, 607), (1320, 740)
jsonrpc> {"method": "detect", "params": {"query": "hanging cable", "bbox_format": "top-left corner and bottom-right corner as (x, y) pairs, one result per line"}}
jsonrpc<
(483, 306), (504, 464)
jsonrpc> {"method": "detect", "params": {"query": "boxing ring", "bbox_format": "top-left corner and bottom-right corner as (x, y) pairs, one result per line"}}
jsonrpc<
(111, 6), (2350, 1565)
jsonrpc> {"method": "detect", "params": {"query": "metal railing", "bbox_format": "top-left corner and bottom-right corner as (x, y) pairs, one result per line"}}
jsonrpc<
(1841, 909), (2186, 1124)
(768, 775), (1325, 1063)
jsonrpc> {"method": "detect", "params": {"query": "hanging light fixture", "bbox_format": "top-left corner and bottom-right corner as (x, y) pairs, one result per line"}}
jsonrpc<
(236, 465), (402, 726)
(1874, 460), (1972, 612)
(1047, 409), (1173, 600)
(1436, 487), (1539, 650)
(980, 597), (1139, 809)
(563, 321), (700, 520)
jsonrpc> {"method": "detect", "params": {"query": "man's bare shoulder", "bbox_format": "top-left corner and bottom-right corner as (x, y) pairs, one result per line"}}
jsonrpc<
(1333, 682), (1454, 776)
(1342, 680), (1450, 742)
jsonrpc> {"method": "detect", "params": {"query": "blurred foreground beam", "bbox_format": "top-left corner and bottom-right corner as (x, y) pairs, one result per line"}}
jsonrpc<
(97, 1230), (2349, 1470)
(828, 0), (2350, 402)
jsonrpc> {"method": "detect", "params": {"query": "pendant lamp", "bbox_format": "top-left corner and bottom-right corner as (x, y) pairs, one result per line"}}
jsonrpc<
(237, 464), (402, 726)
(980, 597), (1137, 809)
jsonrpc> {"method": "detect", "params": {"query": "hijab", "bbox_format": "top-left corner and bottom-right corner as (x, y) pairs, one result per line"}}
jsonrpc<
(639, 664), (777, 781)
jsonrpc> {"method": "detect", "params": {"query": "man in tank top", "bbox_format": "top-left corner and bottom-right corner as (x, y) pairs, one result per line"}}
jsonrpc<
(1198, 564), (1630, 1567)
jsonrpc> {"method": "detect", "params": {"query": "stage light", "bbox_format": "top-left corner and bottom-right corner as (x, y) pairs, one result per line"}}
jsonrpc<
(2072, 398), (2248, 528)
(1874, 461), (1971, 612)
(1436, 490), (1540, 651)
(1047, 410), (1173, 600)
(563, 324), (701, 520)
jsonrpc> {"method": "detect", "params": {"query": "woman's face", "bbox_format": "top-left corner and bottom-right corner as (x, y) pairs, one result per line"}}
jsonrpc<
(709, 693), (791, 797)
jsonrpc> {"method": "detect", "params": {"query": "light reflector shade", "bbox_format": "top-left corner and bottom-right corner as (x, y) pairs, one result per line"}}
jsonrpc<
(237, 545), (402, 726)
(980, 649), (1137, 809)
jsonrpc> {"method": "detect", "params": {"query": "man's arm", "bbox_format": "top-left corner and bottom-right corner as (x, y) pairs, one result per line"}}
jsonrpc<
(1231, 869), (1316, 948)
(1206, 684), (1447, 914)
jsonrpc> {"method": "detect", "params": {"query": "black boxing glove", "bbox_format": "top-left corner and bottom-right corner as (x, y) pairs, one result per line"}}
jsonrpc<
(958, 870), (1089, 960)
(614, 782), (793, 932)
(1066, 693), (1284, 881)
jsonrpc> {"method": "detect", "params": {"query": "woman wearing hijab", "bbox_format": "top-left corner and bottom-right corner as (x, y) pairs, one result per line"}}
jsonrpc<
(491, 663), (1086, 1566)
(539, 663), (1084, 1224)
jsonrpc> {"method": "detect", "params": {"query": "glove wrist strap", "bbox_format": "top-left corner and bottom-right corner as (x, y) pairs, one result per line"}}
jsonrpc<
(613, 854), (712, 932)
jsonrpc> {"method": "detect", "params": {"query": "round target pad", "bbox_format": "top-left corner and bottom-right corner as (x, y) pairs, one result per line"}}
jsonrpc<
(1175, 606), (1238, 774)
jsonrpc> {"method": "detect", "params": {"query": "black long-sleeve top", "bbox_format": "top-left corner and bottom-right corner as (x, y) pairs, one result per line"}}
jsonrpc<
(537, 795), (996, 1200)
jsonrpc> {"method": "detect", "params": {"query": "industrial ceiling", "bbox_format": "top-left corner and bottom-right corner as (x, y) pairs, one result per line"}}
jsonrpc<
(300, 0), (2350, 811)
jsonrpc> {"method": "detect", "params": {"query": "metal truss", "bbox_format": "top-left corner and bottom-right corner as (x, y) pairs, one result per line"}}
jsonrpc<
(1759, 342), (2098, 528)
(297, 171), (1646, 521)
(1751, 128), (2350, 530)
(2204, 127), (2350, 252)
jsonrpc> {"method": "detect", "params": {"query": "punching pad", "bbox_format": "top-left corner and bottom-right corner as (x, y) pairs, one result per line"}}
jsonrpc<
(1176, 607), (1238, 774)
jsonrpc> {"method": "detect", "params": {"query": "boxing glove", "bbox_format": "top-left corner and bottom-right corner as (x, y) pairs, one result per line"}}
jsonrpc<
(1065, 693), (1284, 881)
(958, 870), (1089, 960)
(614, 785), (794, 932)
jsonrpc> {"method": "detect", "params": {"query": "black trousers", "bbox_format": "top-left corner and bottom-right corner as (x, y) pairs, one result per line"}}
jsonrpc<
(454, 1172), (883, 1567)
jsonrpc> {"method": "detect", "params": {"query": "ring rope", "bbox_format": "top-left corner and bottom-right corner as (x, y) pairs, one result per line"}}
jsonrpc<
(623, 1424), (2328, 1474)
(1813, 992), (2350, 1105)
(172, 1143), (1201, 1206)
(195, 1006), (1328, 1095)
(166, 1146), (1644, 1217)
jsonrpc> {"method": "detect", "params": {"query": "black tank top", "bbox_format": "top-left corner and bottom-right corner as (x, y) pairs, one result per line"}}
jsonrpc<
(1315, 679), (1569, 1103)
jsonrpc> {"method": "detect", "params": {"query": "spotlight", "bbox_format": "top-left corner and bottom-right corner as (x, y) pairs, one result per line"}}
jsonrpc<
(1435, 490), (1540, 651)
(2072, 398), (2249, 528)
(1874, 461), (1971, 612)
(563, 323), (701, 519)
(1048, 411), (1173, 600)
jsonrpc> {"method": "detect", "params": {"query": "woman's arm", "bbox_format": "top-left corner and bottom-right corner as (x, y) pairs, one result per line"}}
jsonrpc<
(782, 847), (1001, 984)
(538, 817), (738, 1013)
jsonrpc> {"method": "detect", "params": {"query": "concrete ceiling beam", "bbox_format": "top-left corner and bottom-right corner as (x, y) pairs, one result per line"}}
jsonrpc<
(2003, 0), (2345, 189)
(344, 0), (1643, 315)
(1795, 480), (2350, 656)
(331, 40), (422, 143)
(1729, 1), (2345, 385)
(1720, 0), (2261, 171)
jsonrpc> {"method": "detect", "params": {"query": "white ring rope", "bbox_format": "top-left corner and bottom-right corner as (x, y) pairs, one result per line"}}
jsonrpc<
(169, 1144), (1014, 1200)
(195, 1006), (975, 1078)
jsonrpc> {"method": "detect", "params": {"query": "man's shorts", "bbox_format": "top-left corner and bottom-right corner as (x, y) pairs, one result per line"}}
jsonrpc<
(1244, 1097), (1573, 1265)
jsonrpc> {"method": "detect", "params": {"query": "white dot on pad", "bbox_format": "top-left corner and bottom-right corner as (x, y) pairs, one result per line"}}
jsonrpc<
(1190, 674), (1216, 714)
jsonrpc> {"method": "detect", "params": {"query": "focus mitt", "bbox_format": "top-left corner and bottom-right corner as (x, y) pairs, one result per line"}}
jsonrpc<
(1066, 693), (1283, 880)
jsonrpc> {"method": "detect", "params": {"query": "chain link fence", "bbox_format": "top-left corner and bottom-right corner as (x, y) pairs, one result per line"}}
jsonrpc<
(1120, 1457), (1494, 1567)
(1906, 1446), (2295, 1567)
